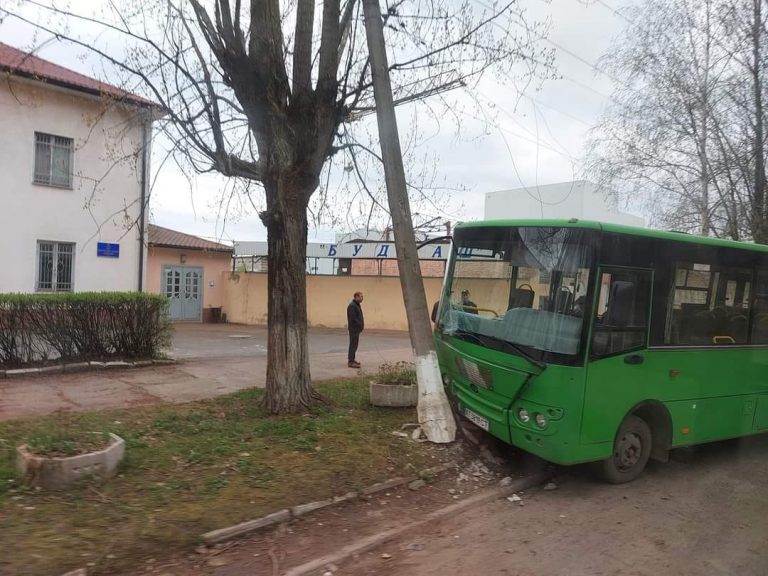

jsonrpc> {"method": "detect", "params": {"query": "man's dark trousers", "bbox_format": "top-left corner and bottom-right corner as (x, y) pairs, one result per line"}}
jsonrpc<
(348, 331), (360, 363)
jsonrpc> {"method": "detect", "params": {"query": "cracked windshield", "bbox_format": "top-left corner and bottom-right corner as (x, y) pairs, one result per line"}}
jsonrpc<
(441, 227), (593, 362)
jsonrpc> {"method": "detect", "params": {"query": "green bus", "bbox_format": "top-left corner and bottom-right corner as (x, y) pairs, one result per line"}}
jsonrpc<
(434, 219), (768, 482)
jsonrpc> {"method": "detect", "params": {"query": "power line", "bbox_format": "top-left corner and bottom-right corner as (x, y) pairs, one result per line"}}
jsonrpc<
(469, 0), (620, 102)
(522, 93), (595, 127)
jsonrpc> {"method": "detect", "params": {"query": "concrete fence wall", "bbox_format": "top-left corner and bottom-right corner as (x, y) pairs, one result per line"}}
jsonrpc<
(222, 272), (445, 331)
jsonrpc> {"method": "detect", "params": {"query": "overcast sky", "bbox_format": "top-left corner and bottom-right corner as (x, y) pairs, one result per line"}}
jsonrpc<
(1, 0), (629, 243)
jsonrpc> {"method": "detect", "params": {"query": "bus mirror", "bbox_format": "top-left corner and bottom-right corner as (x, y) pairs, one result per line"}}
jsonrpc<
(431, 301), (440, 323)
(606, 281), (635, 328)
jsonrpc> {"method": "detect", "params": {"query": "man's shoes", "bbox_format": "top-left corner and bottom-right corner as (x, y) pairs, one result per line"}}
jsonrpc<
(348, 361), (361, 368)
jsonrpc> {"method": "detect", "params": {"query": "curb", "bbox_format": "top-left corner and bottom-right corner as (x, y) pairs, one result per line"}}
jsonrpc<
(282, 472), (548, 576)
(200, 461), (459, 545)
(0, 358), (177, 380)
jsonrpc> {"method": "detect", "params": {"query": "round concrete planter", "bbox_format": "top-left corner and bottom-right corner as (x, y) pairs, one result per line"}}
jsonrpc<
(16, 433), (125, 490)
(369, 381), (418, 407)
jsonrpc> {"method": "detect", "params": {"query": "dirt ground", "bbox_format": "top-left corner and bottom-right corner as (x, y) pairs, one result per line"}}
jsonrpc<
(121, 434), (768, 576)
(338, 436), (768, 576)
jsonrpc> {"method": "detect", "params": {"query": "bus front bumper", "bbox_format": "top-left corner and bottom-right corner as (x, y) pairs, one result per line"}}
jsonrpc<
(452, 380), (610, 466)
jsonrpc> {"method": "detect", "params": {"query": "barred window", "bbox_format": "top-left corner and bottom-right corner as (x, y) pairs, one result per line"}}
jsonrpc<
(37, 242), (74, 292)
(34, 132), (73, 188)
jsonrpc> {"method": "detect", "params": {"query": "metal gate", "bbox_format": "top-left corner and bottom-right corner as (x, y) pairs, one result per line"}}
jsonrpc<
(162, 265), (203, 321)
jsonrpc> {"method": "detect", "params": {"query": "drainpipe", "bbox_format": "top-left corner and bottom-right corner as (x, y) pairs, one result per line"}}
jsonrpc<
(137, 110), (151, 292)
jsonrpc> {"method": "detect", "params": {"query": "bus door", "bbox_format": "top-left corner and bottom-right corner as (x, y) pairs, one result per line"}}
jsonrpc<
(581, 267), (654, 445)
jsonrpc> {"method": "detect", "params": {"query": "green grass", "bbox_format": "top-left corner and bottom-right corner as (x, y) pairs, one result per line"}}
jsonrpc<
(25, 430), (112, 458)
(0, 379), (435, 576)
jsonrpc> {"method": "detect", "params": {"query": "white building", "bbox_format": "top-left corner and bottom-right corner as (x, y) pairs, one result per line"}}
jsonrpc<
(484, 180), (644, 227)
(0, 42), (160, 293)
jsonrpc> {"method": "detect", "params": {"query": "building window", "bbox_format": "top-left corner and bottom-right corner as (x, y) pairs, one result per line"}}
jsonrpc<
(37, 242), (74, 292)
(34, 132), (73, 188)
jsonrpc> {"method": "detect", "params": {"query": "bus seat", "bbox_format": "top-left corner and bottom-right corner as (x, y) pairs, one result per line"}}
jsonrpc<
(712, 307), (728, 331)
(728, 315), (748, 344)
(753, 315), (768, 343)
(555, 289), (573, 314)
(509, 287), (535, 309)
(689, 310), (715, 345)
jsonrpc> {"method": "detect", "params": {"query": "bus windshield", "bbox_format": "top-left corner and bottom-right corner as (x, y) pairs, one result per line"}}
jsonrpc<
(439, 226), (596, 364)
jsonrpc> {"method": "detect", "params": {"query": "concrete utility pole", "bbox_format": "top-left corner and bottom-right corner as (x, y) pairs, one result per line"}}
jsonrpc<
(362, 0), (456, 443)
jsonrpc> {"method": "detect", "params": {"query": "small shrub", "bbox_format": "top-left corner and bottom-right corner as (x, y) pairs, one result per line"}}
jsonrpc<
(375, 361), (417, 386)
(0, 292), (172, 367)
(417, 469), (435, 482)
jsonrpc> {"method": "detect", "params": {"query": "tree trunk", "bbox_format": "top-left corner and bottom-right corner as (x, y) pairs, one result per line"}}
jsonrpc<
(362, 0), (455, 443)
(751, 0), (768, 243)
(260, 182), (320, 414)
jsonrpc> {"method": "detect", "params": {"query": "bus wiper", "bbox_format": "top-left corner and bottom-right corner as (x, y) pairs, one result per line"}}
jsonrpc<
(450, 329), (485, 346)
(450, 329), (545, 371)
(473, 333), (546, 371)
(496, 338), (546, 371)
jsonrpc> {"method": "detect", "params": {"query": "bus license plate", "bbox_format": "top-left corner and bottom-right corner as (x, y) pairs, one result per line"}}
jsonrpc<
(464, 407), (489, 431)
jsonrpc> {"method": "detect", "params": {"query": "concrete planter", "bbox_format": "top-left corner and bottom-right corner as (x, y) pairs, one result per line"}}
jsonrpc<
(369, 381), (418, 407)
(16, 433), (125, 490)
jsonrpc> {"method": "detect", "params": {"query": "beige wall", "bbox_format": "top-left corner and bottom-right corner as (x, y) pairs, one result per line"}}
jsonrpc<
(147, 247), (231, 313)
(223, 272), (445, 331)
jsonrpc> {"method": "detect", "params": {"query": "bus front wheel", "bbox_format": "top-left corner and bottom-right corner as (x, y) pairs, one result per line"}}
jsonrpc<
(597, 415), (652, 484)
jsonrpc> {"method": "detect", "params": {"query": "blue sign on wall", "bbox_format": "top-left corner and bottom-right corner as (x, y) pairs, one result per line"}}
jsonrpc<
(97, 242), (120, 258)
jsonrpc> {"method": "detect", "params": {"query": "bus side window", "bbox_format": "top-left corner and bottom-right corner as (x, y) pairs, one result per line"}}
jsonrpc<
(591, 269), (652, 358)
(752, 271), (768, 344)
(669, 263), (753, 345)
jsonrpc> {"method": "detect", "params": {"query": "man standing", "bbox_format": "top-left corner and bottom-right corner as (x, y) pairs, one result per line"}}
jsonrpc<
(461, 289), (478, 314)
(347, 291), (365, 368)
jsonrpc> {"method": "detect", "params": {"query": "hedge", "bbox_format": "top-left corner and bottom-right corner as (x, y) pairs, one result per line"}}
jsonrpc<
(0, 292), (172, 368)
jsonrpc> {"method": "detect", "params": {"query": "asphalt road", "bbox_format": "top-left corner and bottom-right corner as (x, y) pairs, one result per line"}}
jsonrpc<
(172, 323), (412, 360)
(0, 324), (414, 421)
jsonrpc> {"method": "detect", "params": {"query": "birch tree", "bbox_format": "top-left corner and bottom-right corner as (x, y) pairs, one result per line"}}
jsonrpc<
(589, 0), (768, 242)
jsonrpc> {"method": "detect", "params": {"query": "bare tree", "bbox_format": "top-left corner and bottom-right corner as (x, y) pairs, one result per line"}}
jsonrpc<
(712, 0), (768, 242)
(1, 0), (550, 413)
(588, 0), (728, 235)
(588, 0), (768, 243)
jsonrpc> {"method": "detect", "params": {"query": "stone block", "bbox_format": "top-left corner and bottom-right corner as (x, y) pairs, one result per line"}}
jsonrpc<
(361, 477), (407, 496)
(332, 491), (358, 504)
(202, 509), (290, 544)
(63, 362), (90, 373)
(16, 433), (125, 490)
(6, 367), (40, 377)
(291, 499), (334, 517)
(369, 382), (418, 407)
(38, 365), (63, 375)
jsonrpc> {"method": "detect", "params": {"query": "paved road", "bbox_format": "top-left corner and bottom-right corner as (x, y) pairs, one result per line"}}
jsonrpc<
(172, 323), (411, 360)
(0, 325), (413, 421)
(337, 435), (768, 576)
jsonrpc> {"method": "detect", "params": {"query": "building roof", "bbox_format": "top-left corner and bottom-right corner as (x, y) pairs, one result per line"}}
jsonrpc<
(148, 224), (233, 253)
(0, 41), (159, 108)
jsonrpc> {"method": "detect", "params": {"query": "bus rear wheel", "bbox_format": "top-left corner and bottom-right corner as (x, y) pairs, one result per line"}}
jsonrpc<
(597, 415), (652, 484)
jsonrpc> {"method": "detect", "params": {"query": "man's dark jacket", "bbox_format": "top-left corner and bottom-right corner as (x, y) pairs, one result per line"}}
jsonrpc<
(347, 300), (364, 333)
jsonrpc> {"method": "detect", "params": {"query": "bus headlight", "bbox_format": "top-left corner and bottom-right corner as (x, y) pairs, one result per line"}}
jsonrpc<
(534, 413), (548, 428)
(518, 408), (530, 423)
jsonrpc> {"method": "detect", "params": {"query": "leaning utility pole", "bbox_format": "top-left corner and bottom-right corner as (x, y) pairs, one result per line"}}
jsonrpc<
(362, 0), (456, 443)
